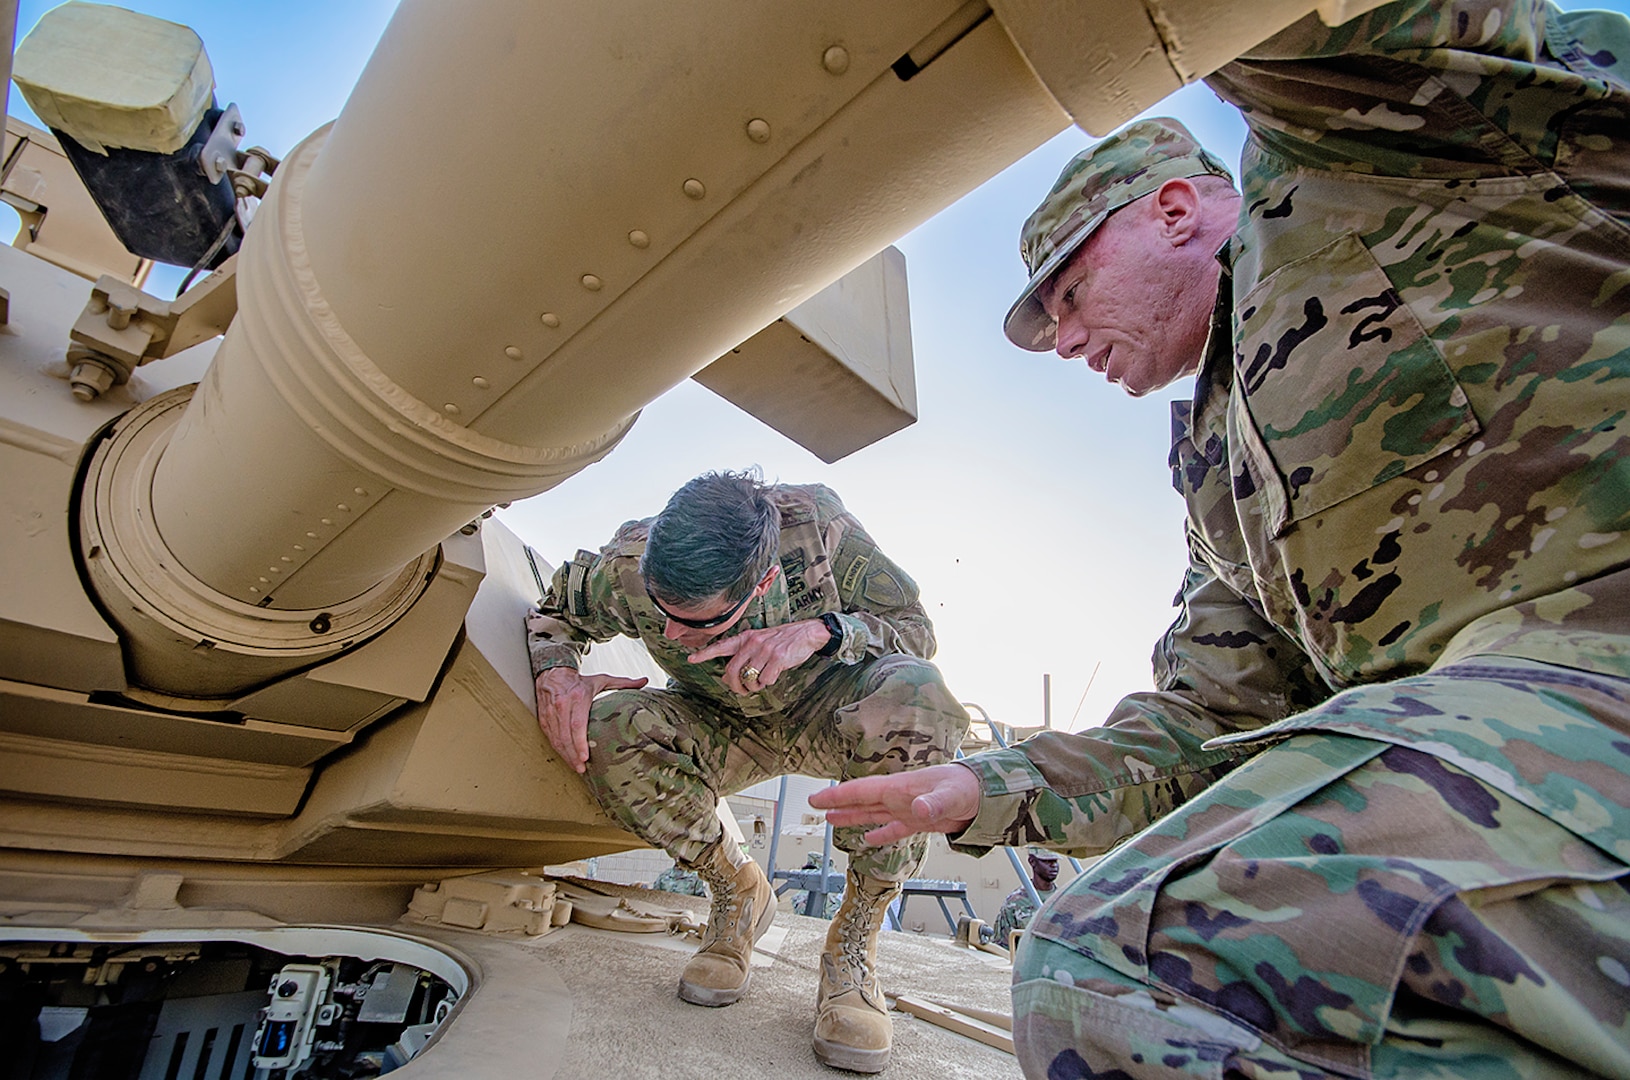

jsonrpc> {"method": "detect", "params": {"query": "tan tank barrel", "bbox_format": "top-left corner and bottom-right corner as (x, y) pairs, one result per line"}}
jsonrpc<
(147, 0), (1069, 611)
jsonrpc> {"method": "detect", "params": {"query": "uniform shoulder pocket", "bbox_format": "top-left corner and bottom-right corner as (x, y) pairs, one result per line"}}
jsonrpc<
(1233, 232), (1479, 533)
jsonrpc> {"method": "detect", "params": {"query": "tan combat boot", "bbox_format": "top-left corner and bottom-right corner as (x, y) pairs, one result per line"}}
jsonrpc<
(677, 841), (776, 1007)
(813, 872), (901, 1073)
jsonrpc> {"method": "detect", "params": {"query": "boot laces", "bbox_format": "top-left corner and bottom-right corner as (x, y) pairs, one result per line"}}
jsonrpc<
(831, 883), (892, 992)
(696, 864), (740, 945)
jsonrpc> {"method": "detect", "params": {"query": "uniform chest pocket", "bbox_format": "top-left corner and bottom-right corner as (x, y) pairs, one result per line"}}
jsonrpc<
(1232, 232), (1480, 535)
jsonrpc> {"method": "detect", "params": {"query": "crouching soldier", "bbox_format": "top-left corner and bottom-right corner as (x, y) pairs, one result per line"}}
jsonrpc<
(527, 470), (969, 1072)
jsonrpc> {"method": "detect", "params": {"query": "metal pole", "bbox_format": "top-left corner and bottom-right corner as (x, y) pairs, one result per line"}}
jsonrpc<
(980, 701), (1085, 877)
(808, 780), (837, 916)
(953, 719), (1043, 911)
(1003, 844), (1042, 908)
(1043, 672), (1051, 729)
(766, 774), (789, 885)
(1068, 660), (1101, 729)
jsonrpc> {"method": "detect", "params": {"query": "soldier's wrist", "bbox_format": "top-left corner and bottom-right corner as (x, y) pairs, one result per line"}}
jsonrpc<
(815, 611), (844, 657)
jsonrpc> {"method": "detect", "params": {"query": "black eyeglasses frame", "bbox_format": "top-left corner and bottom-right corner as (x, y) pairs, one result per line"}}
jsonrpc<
(645, 583), (755, 630)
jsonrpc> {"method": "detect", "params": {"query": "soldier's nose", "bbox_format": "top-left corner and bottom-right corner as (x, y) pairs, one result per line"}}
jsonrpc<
(1055, 327), (1083, 361)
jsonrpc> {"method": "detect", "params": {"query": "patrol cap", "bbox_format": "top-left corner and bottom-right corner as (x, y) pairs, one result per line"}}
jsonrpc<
(1003, 117), (1234, 352)
(1026, 847), (1060, 862)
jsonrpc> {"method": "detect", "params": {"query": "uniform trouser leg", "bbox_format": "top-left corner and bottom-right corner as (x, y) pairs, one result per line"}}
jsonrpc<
(579, 688), (744, 865)
(781, 654), (969, 882)
(581, 654), (968, 873)
(1011, 659), (1630, 1080)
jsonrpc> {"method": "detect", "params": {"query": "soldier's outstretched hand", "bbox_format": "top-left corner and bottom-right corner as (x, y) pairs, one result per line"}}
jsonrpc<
(810, 764), (981, 846)
(534, 667), (648, 774)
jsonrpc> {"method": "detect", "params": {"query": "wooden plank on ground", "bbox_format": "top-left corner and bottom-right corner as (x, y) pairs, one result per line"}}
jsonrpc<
(926, 998), (1012, 1031)
(893, 995), (1015, 1054)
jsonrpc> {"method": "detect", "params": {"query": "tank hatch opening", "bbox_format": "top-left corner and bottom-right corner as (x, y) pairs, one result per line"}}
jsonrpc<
(0, 927), (469, 1079)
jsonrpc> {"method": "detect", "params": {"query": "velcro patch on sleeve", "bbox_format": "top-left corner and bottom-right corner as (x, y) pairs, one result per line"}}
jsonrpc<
(567, 551), (597, 619)
(839, 554), (870, 599)
(862, 568), (907, 608)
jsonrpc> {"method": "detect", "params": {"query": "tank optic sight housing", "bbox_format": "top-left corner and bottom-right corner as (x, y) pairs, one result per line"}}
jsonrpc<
(12, 2), (247, 271)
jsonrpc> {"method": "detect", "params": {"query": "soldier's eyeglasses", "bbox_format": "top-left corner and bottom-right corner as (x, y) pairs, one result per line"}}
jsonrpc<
(646, 585), (754, 630)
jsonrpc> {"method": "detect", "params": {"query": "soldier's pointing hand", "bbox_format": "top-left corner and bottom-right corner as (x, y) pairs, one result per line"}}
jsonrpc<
(534, 667), (648, 773)
(687, 619), (833, 696)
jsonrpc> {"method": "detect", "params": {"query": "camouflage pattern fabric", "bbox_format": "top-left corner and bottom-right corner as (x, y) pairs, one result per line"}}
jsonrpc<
(1005, 120), (1236, 351)
(1202, 0), (1630, 690)
(527, 483), (934, 717)
(992, 886), (1043, 946)
(1016, 658), (1630, 1078)
(584, 653), (968, 882)
(955, 2), (1630, 1076)
(651, 865), (708, 898)
(789, 855), (844, 919)
(789, 890), (842, 919)
(526, 483), (967, 879)
(788, 889), (843, 919)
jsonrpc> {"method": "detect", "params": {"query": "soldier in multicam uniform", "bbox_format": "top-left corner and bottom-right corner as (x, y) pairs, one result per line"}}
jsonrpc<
(990, 848), (1060, 949)
(815, 2), (1630, 1076)
(789, 852), (844, 919)
(525, 470), (968, 1073)
(650, 863), (709, 898)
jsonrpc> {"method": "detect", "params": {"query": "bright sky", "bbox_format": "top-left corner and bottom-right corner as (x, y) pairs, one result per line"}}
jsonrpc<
(12, 0), (1628, 733)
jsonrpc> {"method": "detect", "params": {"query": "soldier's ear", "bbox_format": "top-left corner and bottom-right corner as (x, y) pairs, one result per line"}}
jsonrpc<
(757, 564), (782, 592)
(1152, 178), (1202, 246)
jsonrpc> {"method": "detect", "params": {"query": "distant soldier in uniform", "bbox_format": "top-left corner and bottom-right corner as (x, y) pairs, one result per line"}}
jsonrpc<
(650, 863), (708, 898)
(990, 849), (1059, 948)
(789, 852), (843, 919)
(527, 470), (968, 1072)
(815, 2), (1630, 1077)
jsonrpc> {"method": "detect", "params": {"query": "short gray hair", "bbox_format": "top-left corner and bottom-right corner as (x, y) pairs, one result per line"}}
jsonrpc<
(641, 470), (780, 605)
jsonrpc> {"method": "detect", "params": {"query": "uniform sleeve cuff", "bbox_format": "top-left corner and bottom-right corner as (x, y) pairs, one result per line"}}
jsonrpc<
(946, 751), (1045, 854)
(528, 641), (580, 678)
(832, 612), (868, 665)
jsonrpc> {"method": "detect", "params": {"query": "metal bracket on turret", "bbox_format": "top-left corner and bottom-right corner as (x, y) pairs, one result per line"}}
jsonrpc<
(197, 103), (245, 185)
(228, 144), (279, 202)
(65, 255), (238, 400)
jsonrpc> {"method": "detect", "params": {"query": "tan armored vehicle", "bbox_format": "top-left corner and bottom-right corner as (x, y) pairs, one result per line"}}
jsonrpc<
(0, 2), (1372, 1075)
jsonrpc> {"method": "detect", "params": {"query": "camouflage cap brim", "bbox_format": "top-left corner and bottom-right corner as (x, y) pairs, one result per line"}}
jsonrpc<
(1002, 210), (1108, 352)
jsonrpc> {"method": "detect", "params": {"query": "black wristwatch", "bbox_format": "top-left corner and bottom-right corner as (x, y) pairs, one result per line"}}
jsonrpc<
(816, 611), (843, 657)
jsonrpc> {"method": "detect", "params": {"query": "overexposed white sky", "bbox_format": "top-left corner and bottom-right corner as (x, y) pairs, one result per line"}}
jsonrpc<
(13, 0), (1627, 733)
